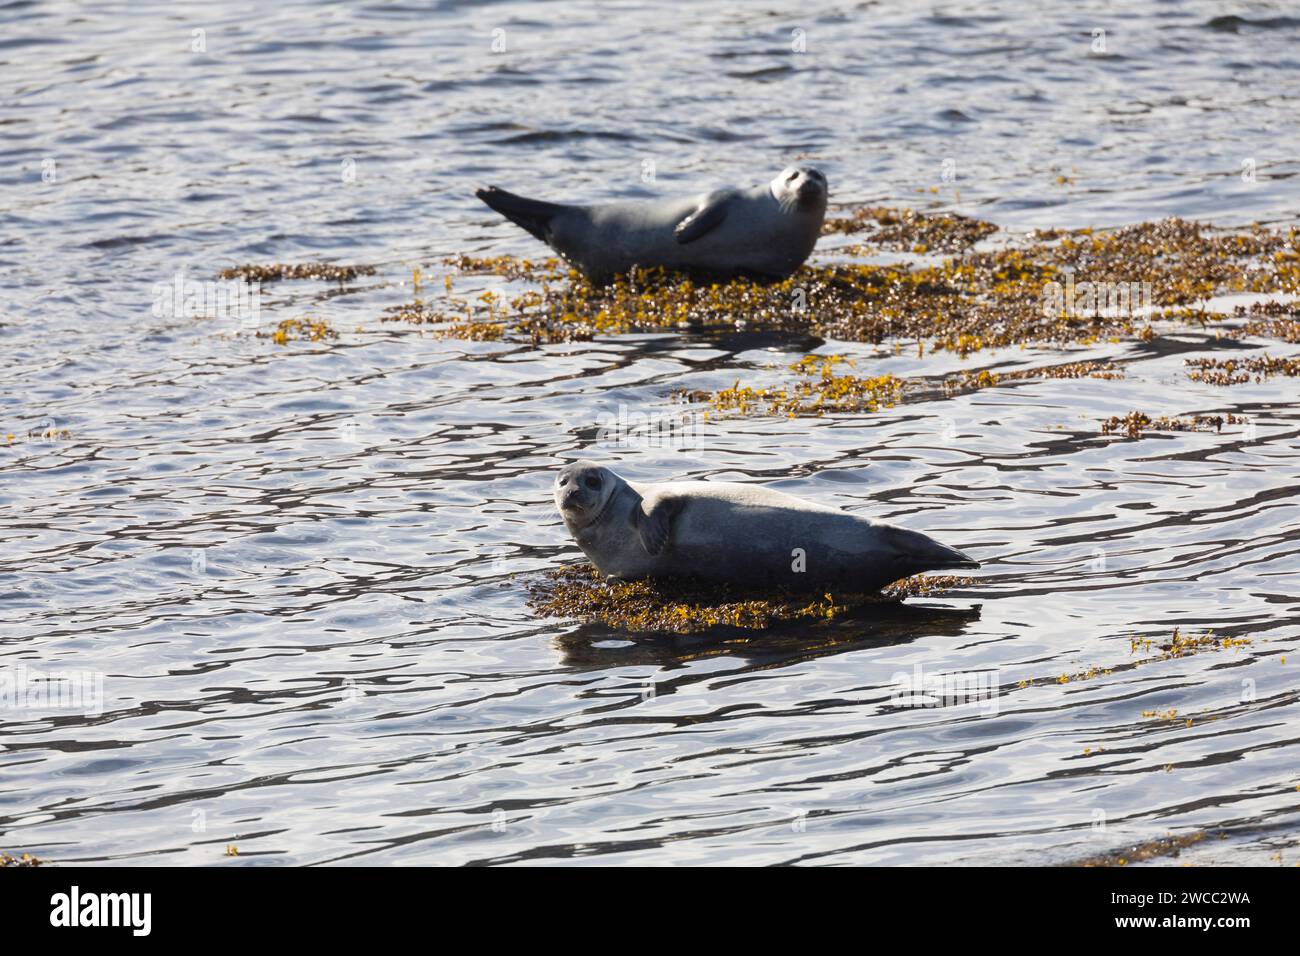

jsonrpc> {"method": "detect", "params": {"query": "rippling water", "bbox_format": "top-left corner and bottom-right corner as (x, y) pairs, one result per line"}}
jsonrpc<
(2, 1), (1299, 865)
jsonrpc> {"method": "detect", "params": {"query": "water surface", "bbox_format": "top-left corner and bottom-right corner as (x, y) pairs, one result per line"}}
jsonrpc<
(2, 0), (1299, 865)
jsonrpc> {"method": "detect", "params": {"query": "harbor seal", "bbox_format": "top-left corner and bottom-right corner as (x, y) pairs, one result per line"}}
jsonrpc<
(554, 460), (978, 592)
(476, 166), (828, 284)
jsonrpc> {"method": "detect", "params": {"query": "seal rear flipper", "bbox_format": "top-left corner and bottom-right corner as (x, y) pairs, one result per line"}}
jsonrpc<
(476, 186), (568, 243)
(882, 526), (979, 577)
(674, 193), (731, 244)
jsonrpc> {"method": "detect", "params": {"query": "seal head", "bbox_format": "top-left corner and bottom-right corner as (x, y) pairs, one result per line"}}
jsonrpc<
(769, 165), (828, 215)
(554, 460), (620, 531)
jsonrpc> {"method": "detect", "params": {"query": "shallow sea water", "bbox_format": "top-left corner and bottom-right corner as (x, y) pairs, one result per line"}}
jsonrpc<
(1, 1), (1299, 865)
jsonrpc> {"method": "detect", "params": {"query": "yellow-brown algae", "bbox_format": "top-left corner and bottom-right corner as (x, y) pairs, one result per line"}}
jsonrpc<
(1018, 628), (1249, 691)
(440, 254), (568, 282)
(432, 322), (506, 342)
(1236, 300), (1300, 342)
(1130, 627), (1251, 660)
(822, 206), (1000, 252)
(684, 353), (1127, 418)
(1069, 832), (1207, 868)
(528, 563), (973, 634)
(884, 574), (975, 599)
(258, 316), (338, 345)
(380, 302), (445, 325)
(1185, 354), (1300, 384)
(944, 360), (1125, 395)
(17, 426), (75, 441)
(684, 354), (907, 418)
(0, 851), (46, 867)
(218, 263), (377, 283)
(381, 213), (1300, 353)
(1099, 411), (1248, 439)
(1141, 708), (1181, 721)
(353, 212), (1300, 356)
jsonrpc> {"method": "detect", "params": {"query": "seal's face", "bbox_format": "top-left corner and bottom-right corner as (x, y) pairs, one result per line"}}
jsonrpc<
(771, 165), (828, 214)
(555, 460), (616, 528)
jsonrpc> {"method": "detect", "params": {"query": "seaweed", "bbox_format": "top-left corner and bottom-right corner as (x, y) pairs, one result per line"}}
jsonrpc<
(0, 851), (46, 867)
(1069, 832), (1208, 867)
(218, 263), (376, 283)
(1185, 354), (1300, 384)
(1099, 411), (1248, 438)
(1018, 628), (1252, 693)
(528, 563), (973, 634)
(684, 354), (1129, 419)
(258, 316), (337, 345)
(823, 206), (1000, 252)
(682, 354), (907, 417)
(380, 213), (1299, 358)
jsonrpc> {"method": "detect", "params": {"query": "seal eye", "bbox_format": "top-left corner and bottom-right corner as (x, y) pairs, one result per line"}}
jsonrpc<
(786, 172), (797, 181)
(584, 475), (601, 490)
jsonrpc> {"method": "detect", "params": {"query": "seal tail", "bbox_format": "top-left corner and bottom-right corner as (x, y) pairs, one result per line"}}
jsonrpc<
(475, 186), (567, 243)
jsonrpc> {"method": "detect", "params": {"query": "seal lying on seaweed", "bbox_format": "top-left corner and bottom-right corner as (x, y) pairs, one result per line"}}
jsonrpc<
(554, 460), (978, 593)
(476, 166), (827, 284)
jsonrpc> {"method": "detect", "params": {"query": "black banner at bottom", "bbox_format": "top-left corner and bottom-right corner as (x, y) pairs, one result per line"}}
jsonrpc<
(0, 864), (1284, 941)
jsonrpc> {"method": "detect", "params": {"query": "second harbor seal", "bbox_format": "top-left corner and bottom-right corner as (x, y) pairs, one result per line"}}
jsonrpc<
(476, 165), (828, 284)
(554, 460), (978, 592)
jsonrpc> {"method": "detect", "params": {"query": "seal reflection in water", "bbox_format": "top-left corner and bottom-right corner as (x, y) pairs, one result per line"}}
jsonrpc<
(554, 461), (978, 593)
(476, 166), (827, 284)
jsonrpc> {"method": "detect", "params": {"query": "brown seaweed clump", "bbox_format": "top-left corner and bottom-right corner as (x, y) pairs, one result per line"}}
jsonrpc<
(823, 206), (1000, 252)
(883, 574), (976, 600)
(945, 360), (1125, 395)
(431, 322), (506, 341)
(989, 360), (1124, 382)
(1130, 627), (1252, 659)
(1020, 627), (1251, 692)
(380, 302), (443, 325)
(1242, 319), (1300, 343)
(1185, 354), (1300, 384)
(684, 354), (1127, 419)
(1100, 411), (1248, 439)
(1019, 628), (1253, 727)
(1069, 831), (1207, 867)
(379, 301), (507, 340)
(528, 563), (973, 634)
(0, 851), (46, 867)
(219, 263), (377, 283)
(384, 213), (1300, 357)
(441, 254), (568, 282)
(9, 426), (75, 442)
(1230, 297), (1300, 337)
(685, 354), (907, 418)
(258, 316), (338, 345)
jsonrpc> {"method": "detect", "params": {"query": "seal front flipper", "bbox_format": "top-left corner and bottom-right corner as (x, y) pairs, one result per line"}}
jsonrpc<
(476, 186), (569, 243)
(674, 193), (732, 244)
(634, 496), (681, 555)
